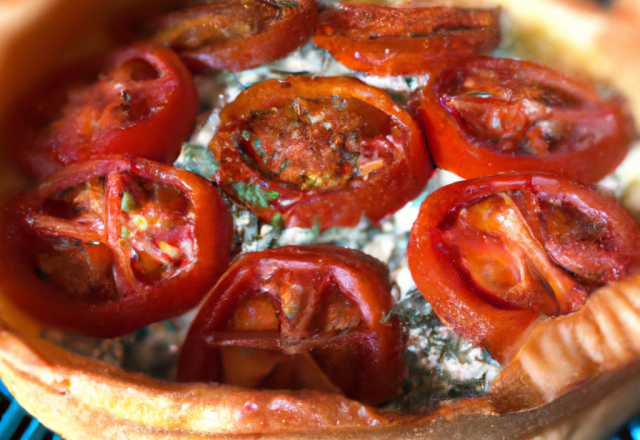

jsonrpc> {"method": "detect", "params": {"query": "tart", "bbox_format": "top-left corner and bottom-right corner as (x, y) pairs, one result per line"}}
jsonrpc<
(0, 0), (639, 439)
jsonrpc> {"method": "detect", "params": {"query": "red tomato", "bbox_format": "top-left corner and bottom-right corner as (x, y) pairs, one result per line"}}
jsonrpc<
(210, 76), (432, 230)
(313, 3), (501, 76)
(0, 156), (233, 337)
(177, 245), (405, 405)
(6, 44), (198, 181)
(407, 173), (640, 364)
(416, 57), (634, 184)
(126, 0), (318, 72)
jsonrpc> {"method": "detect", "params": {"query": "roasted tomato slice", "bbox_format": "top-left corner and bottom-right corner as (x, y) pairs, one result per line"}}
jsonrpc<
(6, 43), (198, 181)
(416, 57), (634, 184)
(313, 3), (500, 76)
(125, 0), (318, 72)
(210, 76), (432, 230)
(0, 156), (233, 337)
(407, 173), (640, 364)
(177, 245), (404, 405)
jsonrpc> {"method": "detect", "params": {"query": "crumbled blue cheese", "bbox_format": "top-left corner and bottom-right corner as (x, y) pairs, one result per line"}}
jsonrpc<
(384, 291), (501, 412)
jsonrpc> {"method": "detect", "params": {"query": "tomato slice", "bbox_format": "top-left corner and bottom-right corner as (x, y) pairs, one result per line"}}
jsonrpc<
(126, 0), (318, 72)
(210, 76), (432, 230)
(0, 156), (233, 337)
(407, 173), (640, 364)
(6, 43), (198, 181)
(416, 57), (634, 184)
(177, 245), (405, 405)
(313, 3), (501, 76)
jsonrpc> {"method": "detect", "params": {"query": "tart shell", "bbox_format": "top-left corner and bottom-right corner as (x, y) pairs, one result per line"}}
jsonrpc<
(1, 0), (640, 438)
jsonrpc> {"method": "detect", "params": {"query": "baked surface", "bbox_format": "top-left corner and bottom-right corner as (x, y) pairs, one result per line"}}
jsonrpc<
(0, 0), (639, 438)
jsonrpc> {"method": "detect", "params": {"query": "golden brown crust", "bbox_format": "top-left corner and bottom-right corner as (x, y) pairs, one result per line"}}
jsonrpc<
(3, 320), (640, 439)
(1, 0), (640, 439)
(2, 276), (640, 438)
(489, 273), (640, 412)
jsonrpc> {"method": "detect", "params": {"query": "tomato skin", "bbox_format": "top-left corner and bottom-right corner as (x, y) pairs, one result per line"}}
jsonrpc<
(313, 3), (501, 76)
(0, 156), (233, 337)
(407, 173), (640, 364)
(416, 57), (634, 184)
(210, 76), (432, 231)
(129, 0), (318, 73)
(177, 245), (404, 405)
(7, 43), (198, 181)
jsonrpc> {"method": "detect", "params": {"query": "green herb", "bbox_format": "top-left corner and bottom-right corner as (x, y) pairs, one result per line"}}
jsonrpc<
(121, 191), (138, 213)
(269, 212), (285, 228)
(120, 226), (130, 238)
(232, 182), (279, 209)
(241, 130), (251, 141)
(278, 159), (291, 174)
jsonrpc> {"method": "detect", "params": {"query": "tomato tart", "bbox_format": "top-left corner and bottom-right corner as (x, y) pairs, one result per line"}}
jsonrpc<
(0, 0), (639, 439)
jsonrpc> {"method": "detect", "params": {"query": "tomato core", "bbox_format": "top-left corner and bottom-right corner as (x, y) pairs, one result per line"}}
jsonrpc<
(236, 96), (394, 190)
(437, 60), (624, 157)
(438, 189), (637, 317)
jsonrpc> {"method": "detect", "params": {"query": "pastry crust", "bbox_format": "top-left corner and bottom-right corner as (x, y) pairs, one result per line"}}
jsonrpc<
(1, 274), (640, 439)
(0, 0), (640, 439)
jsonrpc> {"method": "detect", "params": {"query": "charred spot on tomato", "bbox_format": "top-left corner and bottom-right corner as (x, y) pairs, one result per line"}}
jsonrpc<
(232, 96), (394, 190)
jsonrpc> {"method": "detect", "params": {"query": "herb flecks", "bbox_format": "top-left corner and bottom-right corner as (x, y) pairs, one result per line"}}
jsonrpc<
(232, 181), (279, 209)
(384, 291), (501, 413)
(121, 192), (138, 213)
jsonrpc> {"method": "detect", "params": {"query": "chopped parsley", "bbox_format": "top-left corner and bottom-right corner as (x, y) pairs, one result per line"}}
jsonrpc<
(232, 181), (279, 209)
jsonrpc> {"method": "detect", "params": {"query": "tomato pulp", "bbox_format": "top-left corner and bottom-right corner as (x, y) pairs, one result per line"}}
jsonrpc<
(0, 156), (233, 337)
(314, 3), (500, 76)
(178, 245), (405, 405)
(416, 57), (634, 184)
(7, 44), (198, 181)
(128, 0), (318, 72)
(408, 173), (640, 364)
(210, 76), (432, 230)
